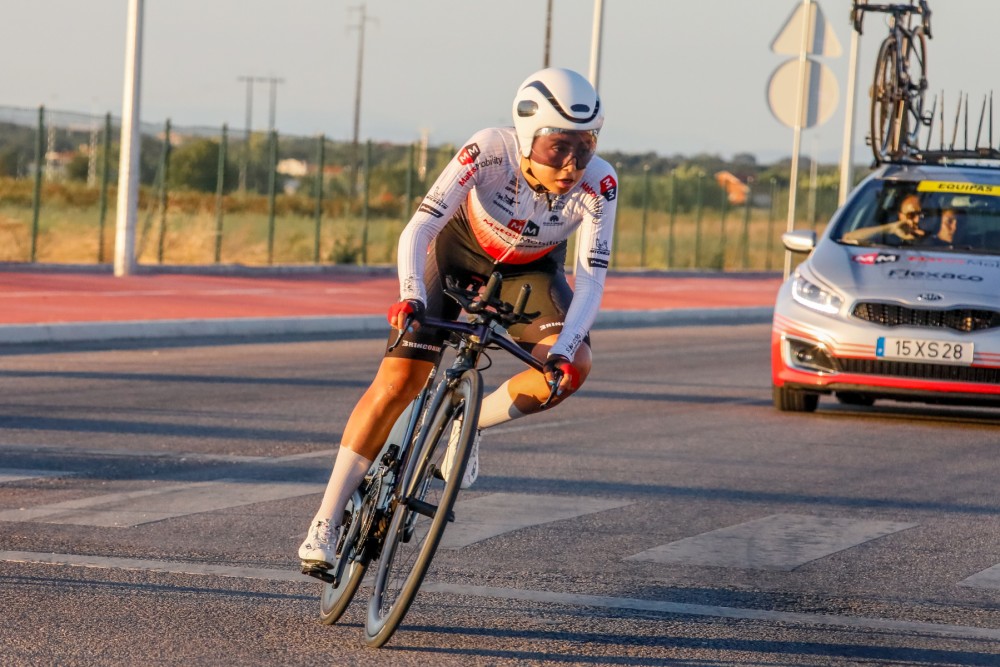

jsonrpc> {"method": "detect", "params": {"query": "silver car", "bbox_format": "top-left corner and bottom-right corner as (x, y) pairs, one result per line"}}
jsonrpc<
(772, 161), (1000, 412)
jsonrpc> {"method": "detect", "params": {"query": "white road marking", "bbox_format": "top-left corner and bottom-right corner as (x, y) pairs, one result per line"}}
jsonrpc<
(0, 469), (68, 483)
(0, 479), (321, 527)
(626, 514), (918, 571)
(958, 564), (1000, 590)
(441, 493), (632, 549)
(3, 550), (998, 642)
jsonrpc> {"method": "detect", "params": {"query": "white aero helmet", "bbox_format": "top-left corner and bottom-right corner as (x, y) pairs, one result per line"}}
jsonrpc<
(512, 67), (604, 159)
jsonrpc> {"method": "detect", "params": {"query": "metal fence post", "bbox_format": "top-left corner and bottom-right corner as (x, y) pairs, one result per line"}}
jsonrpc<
(214, 123), (227, 263)
(30, 105), (44, 262)
(667, 169), (677, 269)
(719, 187), (729, 270)
(313, 134), (325, 264)
(97, 112), (112, 263)
(694, 172), (704, 268)
(266, 130), (278, 265)
(742, 183), (752, 269)
(640, 164), (650, 268)
(157, 119), (171, 264)
(361, 139), (372, 265)
(766, 177), (777, 271)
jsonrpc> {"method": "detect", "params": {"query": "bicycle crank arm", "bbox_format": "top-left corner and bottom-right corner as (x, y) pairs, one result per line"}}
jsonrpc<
(405, 497), (456, 523)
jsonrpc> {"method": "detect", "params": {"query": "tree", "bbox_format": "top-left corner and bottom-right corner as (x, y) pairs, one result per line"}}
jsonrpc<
(167, 138), (235, 192)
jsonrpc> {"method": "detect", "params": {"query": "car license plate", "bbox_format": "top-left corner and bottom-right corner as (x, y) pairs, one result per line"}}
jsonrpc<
(876, 337), (974, 365)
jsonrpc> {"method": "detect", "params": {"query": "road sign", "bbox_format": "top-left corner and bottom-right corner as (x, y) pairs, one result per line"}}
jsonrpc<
(768, 58), (840, 129)
(771, 0), (842, 57)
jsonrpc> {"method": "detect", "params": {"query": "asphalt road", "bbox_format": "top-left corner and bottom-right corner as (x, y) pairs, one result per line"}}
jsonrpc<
(2, 325), (1000, 665)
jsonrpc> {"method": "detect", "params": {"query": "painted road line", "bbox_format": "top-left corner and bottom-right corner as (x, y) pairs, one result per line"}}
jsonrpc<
(440, 493), (633, 549)
(626, 514), (918, 571)
(959, 564), (1000, 590)
(0, 479), (320, 527)
(0, 469), (69, 484)
(3, 551), (999, 642)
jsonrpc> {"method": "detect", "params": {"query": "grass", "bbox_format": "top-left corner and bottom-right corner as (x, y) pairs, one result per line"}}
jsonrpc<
(1, 179), (828, 271)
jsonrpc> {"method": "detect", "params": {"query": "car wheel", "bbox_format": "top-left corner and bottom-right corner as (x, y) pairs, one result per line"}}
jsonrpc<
(772, 385), (819, 412)
(835, 392), (875, 407)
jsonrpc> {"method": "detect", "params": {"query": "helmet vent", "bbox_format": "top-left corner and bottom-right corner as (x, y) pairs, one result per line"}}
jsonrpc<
(571, 104), (590, 113)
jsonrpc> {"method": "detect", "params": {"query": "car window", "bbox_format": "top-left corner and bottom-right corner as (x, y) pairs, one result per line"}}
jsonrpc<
(833, 178), (1000, 254)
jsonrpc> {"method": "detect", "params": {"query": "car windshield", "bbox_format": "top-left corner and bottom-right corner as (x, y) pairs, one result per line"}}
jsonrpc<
(833, 177), (1000, 254)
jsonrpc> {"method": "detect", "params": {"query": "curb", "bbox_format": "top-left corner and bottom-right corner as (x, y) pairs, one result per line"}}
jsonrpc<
(0, 308), (774, 346)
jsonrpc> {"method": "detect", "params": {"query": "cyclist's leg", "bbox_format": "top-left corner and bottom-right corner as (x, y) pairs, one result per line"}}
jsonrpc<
(478, 265), (592, 427)
(301, 246), (457, 563)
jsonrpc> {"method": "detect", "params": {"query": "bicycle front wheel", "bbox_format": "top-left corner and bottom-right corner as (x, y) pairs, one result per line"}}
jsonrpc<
(363, 369), (482, 648)
(871, 36), (903, 162)
(318, 493), (368, 625)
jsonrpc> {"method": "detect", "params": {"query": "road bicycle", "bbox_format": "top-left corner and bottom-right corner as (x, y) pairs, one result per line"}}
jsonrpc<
(852, 0), (932, 163)
(305, 272), (560, 647)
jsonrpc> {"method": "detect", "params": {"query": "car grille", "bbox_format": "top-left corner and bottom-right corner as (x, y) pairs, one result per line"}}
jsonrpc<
(852, 302), (1000, 332)
(836, 358), (1000, 384)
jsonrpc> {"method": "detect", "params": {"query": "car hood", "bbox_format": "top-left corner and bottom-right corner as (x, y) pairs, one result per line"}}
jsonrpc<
(807, 242), (1000, 306)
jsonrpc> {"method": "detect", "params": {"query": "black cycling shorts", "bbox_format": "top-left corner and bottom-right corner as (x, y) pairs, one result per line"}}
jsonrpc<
(384, 218), (590, 362)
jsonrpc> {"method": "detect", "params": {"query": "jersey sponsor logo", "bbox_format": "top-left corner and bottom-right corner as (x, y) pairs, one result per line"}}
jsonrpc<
(476, 155), (502, 168)
(425, 187), (450, 210)
(590, 239), (610, 256)
(600, 175), (618, 201)
(853, 252), (898, 265)
(887, 268), (983, 282)
(458, 166), (478, 186)
(417, 203), (444, 218)
(587, 257), (609, 268)
(457, 143), (481, 166)
(508, 219), (540, 237)
(543, 214), (562, 226)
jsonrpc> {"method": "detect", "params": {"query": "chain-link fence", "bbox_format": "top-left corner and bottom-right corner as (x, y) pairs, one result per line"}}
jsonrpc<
(0, 104), (852, 271)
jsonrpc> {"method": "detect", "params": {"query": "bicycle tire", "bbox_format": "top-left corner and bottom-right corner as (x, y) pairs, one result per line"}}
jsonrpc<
(318, 494), (368, 625)
(870, 36), (902, 162)
(899, 27), (928, 152)
(363, 369), (482, 647)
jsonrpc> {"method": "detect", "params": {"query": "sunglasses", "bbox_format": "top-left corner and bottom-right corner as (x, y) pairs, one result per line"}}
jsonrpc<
(902, 209), (922, 220)
(529, 129), (598, 169)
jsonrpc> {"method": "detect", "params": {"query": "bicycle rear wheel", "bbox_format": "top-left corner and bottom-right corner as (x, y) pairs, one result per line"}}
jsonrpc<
(363, 370), (482, 647)
(318, 492), (368, 625)
(871, 36), (903, 162)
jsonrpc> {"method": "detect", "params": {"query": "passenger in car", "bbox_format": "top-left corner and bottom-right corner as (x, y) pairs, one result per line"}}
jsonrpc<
(842, 194), (926, 245)
(920, 207), (963, 247)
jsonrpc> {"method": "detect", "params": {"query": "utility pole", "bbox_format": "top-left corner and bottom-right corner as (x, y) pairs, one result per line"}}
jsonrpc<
(114, 0), (144, 277)
(349, 4), (376, 198)
(543, 0), (553, 67)
(238, 75), (283, 192)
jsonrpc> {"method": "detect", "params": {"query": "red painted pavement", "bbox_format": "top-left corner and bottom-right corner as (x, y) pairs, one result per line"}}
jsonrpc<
(0, 271), (782, 326)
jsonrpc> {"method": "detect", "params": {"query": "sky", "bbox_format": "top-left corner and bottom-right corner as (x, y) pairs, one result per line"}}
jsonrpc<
(5, 1), (1000, 164)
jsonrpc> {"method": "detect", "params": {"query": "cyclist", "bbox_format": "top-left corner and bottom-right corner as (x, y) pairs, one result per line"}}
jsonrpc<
(299, 66), (619, 571)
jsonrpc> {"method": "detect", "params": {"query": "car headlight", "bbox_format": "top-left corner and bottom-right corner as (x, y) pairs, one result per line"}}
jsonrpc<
(791, 273), (843, 314)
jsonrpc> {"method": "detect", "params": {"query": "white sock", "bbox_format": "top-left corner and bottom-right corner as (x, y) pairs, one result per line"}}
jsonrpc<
(313, 447), (372, 527)
(478, 380), (527, 429)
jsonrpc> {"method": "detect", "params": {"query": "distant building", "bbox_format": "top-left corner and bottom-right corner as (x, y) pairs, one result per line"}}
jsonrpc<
(714, 170), (750, 206)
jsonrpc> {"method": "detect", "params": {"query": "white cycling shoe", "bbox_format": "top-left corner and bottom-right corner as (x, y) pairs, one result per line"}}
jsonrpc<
(298, 518), (338, 568)
(442, 419), (480, 489)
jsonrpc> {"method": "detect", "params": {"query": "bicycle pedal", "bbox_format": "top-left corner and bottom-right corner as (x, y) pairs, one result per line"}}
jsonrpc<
(300, 562), (338, 585)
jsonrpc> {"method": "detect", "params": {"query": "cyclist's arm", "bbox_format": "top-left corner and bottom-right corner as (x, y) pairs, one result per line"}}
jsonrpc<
(397, 129), (498, 303)
(549, 162), (618, 360)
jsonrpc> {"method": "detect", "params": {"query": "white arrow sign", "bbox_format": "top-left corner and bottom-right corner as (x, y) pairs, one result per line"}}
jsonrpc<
(771, 0), (842, 57)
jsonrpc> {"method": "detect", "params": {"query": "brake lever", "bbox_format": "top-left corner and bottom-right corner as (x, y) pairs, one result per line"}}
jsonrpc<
(539, 368), (564, 410)
(387, 314), (414, 352)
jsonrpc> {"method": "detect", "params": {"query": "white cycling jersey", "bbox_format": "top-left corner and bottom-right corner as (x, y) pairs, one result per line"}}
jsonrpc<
(397, 126), (618, 359)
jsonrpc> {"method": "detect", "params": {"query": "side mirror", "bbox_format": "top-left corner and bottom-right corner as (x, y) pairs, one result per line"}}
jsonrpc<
(782, 230), (817, 254)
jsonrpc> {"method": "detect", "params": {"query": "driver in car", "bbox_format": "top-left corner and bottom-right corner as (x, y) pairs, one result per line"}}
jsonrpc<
(842, 194), (927, 245)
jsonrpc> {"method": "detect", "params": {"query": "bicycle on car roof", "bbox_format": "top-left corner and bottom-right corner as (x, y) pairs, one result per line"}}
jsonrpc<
(852, 0), (933, 163)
